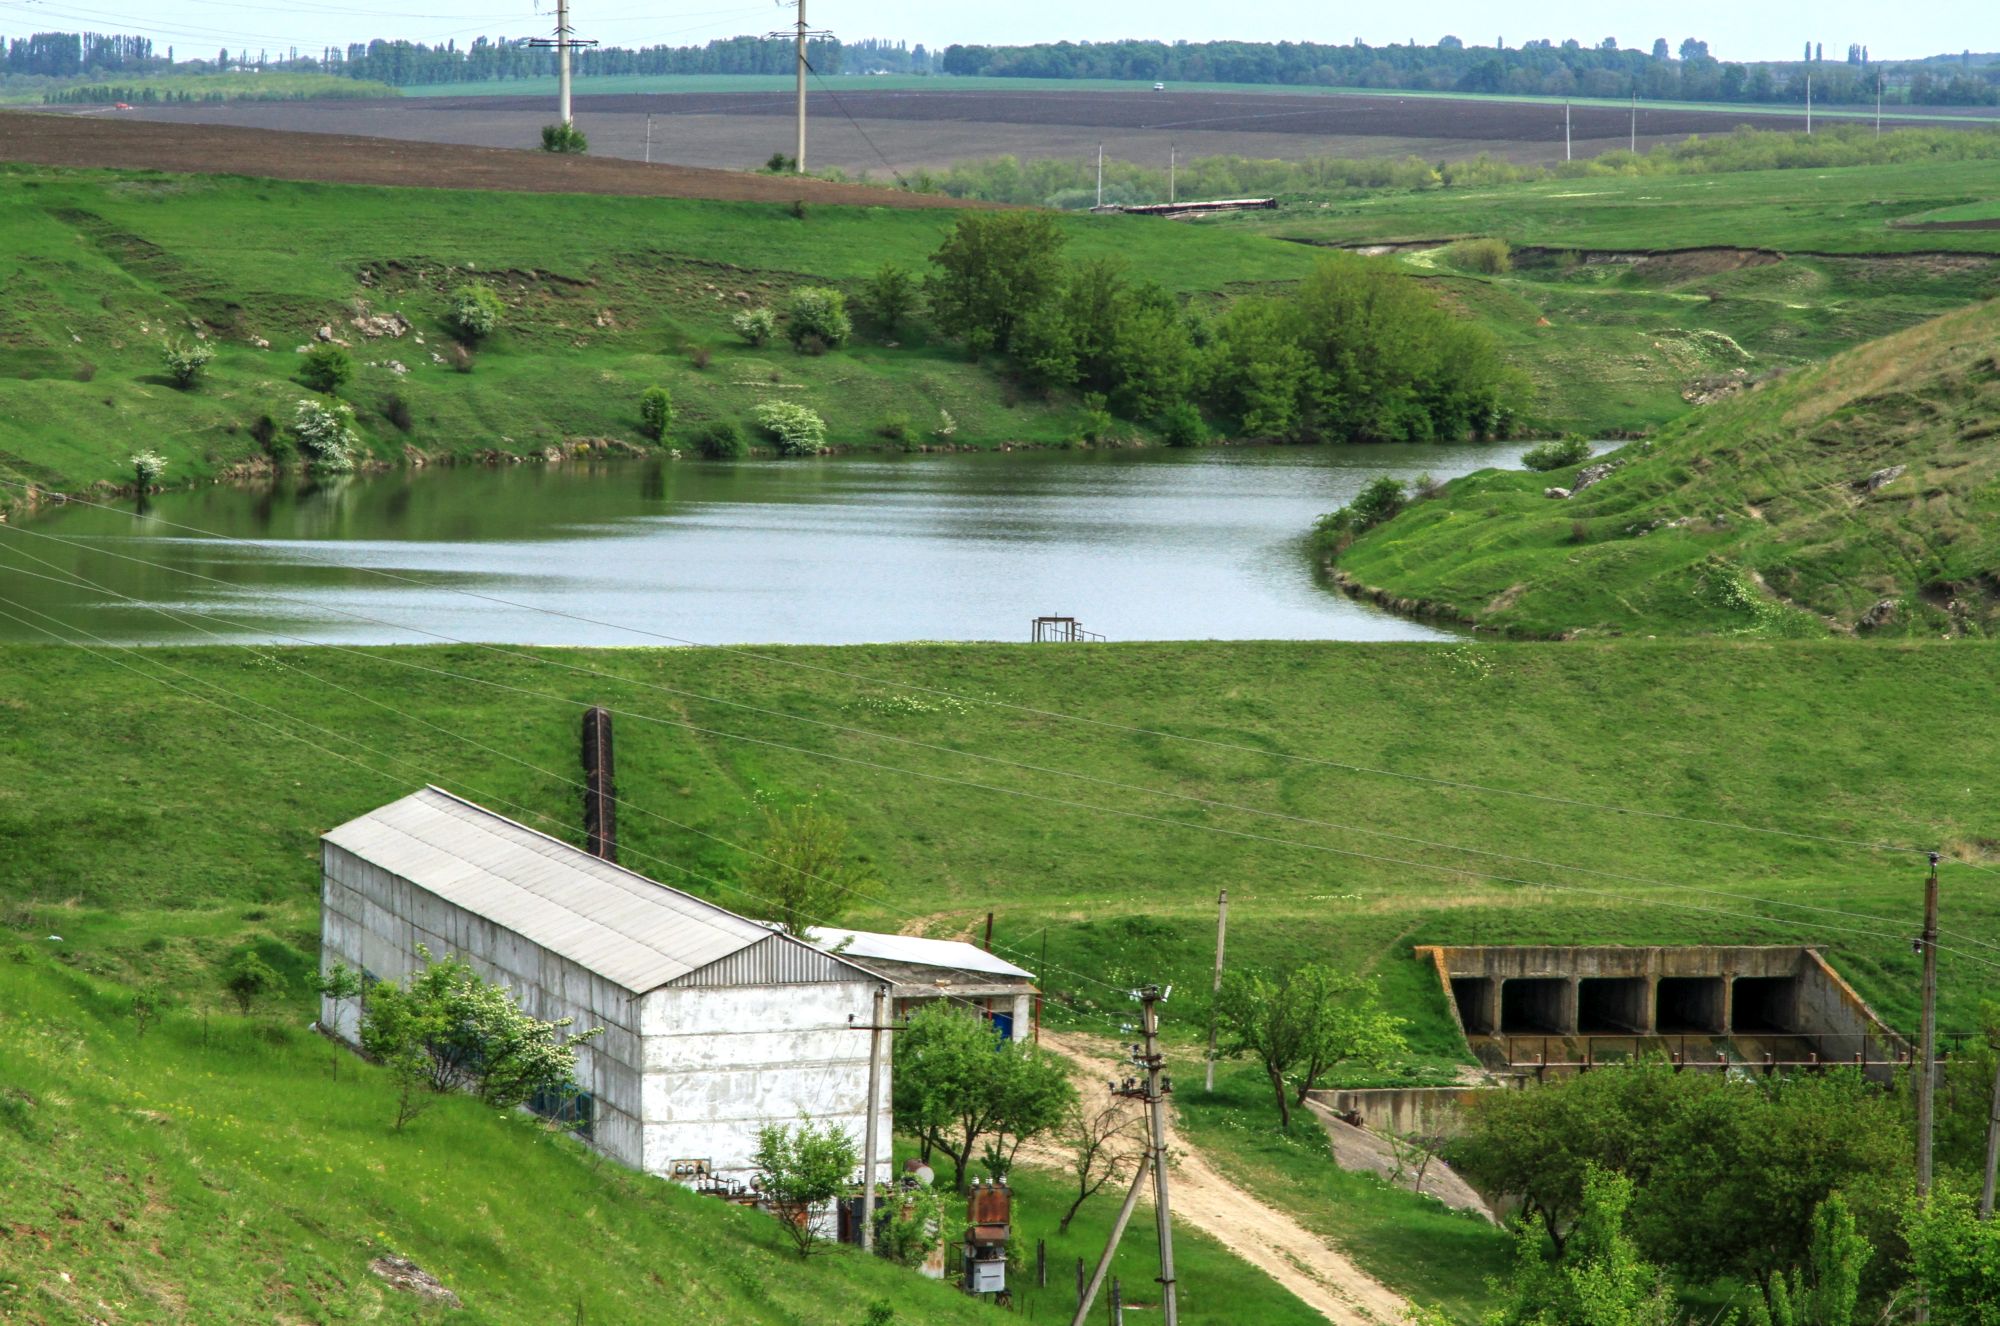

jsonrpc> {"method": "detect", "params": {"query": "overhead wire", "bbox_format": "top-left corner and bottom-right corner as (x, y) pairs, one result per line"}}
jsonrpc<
(0, 524), (1961, 947)
(0, 476), (1962, 866)
(803, 55), (903, 184)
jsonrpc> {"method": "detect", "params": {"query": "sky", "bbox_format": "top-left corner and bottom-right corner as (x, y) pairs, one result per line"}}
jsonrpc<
(5, 0), (1996, 64)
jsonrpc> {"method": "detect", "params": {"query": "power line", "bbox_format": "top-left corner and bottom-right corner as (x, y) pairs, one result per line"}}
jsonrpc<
(0, 531), (1958, 947)
(0, 478), (1965, 865)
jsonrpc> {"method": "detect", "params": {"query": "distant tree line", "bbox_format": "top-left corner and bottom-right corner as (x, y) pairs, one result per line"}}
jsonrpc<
(936, 37), (2000, 107)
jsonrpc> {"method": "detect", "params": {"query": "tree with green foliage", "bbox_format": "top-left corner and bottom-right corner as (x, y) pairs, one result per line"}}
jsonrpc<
(162, 337), (214, 389)
(360, 946), (600, 1131)
(447, 283), (505, 343)
(785, 286), (852, 352)
(299, 344), (352, 393)
(130, 450), (167, 487)
(1903, 1185), (2000, 1325)
(731, 306), (777, 347)
(892, 1004), (1076, 1190)
(639, 386), (674, 442)
(316, 960), (364, 1033)
(739, 799), (871, 935)
(1214, 964), (1405, 1129)
(753, 1117), (858, 1258)
(924, 211), (1067, 355)
(1746, 1194), (1870, 1326)
(863, 263), (918, 335)
(751, 400), (829, 457)
(1313, 476), (1408, 553)
(223, 953), (284, 1015)
(1492, 1165), (1678, 1326)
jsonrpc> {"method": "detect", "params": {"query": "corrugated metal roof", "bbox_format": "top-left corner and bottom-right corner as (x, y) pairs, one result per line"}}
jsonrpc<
(807, 928), (1035, 981)
(323, 787), (784, 994)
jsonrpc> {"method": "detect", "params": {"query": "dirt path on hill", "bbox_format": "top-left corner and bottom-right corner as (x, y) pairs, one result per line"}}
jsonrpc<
(1029, 1029), (1409, 1326)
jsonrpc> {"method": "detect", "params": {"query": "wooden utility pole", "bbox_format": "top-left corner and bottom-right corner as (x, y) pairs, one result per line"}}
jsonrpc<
(1204, 889), (1228, 1092)
(1072, 986), (1178, 1326)
(1918, 853), (1940, 1198)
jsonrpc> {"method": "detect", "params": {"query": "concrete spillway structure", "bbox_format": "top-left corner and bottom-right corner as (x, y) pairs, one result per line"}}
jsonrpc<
(1418, 944), (1908, 1075)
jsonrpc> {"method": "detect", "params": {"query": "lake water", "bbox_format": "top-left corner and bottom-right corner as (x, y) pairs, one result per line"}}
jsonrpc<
(0, 444), (1537, 647)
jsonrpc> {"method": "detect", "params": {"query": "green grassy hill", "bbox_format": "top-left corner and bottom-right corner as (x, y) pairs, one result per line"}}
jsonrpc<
(1332, 300), (2000, 637)
(0, 165), (1314, 501)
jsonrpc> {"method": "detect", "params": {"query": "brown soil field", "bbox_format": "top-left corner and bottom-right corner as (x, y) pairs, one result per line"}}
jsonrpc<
(37, 87), (1878, 179)
(0, 109), (980, 206)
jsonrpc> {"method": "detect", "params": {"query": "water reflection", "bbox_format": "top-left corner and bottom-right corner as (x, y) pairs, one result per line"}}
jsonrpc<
(0, 445), (1537, 646)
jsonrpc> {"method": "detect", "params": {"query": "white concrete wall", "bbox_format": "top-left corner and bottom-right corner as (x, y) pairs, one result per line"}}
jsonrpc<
(318, 845), (646, 1169)
(638, 981), (892, 1183)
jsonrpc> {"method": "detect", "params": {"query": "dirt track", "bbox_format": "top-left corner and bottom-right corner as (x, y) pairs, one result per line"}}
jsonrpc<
(0, 109), (981, 206)
(1032, 1029), (1409, 1326)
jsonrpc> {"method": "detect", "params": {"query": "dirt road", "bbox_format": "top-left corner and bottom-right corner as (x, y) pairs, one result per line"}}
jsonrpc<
(1034, 1029), (1409, 1326)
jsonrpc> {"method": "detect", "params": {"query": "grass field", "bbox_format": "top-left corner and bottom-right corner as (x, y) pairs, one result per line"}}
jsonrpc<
(0, 71), (395, 107)
(1332, 299), (2000, 637)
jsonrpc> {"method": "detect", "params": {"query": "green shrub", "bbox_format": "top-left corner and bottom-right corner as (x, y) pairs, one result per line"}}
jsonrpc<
(540, 122), (587, 153)
(299, 344), (352, 394)
(864, 263), (918, 335)
(1077, 392), (1114, 445)
(693, 419), (748, 459)
(1443, 237), (1513, 274)
(764, 152), (796, 173)
(223, 953), (284, 1015)
(639, 386), (675, 443)
(448, 283), (505, 343)
(877, 414), (916, 448)
(292, 398), (359, 472)
(1521, 436), (1593, 471)
(1157, 400), (1207, 447)
(753, 400), (829, 457)
(786, 287), (852, 351)
(162, 337), (215, 390)
(1315, 475), (1408, 551)
(732, 307), (777, 347)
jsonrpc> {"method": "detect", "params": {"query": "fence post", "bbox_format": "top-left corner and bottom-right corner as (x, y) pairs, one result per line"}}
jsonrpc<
(1037, 1238), (1047, 1288)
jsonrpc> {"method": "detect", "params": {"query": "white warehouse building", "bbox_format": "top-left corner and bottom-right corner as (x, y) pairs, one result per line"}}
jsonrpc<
(318, 786), (891, 1183)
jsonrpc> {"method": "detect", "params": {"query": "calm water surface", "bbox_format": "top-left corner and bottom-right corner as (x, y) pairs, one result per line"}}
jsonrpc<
(0, 445), (1537, 646)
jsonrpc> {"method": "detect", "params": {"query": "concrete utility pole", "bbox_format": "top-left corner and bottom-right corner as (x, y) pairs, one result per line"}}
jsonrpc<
(1169, 144), (1177, 205)
(1918, 852), (1940, 1198)
(1203, 889), (1227, 1092)
(528, 0), (595, 128)
(644, 111), (653, 163)
(1096, 144), (1105, 208)
(1564, 100), (1572, 161)
(860, 985), (888, 1250)
(1072, 986), (1178, 1326)
(765, 0), (827, 172)
(1630, 92), (1637, 153)
(1806, 73), (1813, 135)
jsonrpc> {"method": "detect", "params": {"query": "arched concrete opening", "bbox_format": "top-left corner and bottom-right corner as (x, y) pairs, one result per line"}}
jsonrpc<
(1656, 976), (1726, 1034)
(1501, 977), (1570, 1034)
(1732, 976), (1799, 1033)
(1578, 977), (1650, 1034)
(1451, 977), (1496, 1035)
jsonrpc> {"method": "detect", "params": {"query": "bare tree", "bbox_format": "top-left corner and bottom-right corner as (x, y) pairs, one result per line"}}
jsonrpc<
(1059, 1101), (1144, 1234)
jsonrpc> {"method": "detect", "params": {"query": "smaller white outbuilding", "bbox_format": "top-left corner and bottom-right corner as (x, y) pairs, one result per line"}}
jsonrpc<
(807, 928), (1038, 1040)
(318, 787), (891, 1183)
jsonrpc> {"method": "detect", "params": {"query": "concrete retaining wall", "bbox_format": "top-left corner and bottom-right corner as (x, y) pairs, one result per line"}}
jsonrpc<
(1310, 1085), (1520, 1138)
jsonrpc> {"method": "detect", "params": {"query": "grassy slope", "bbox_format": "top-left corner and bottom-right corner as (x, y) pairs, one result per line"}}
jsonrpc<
(1334, 300), (2000, 637)
(0, 953), (1315, 1326)
(0, 165), (1315, 497)
(1232, 157), (2000, 254)
(9, 638), (1998, 1313)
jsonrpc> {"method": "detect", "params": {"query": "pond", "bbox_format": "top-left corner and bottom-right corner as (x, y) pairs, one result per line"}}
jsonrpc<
(0, 443), (1539, 647)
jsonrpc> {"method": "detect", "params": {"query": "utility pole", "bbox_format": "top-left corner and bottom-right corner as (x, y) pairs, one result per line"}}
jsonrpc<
(1204, 889), (1227, 1092)
(1564, 99), (1572, 161)
(1096, 144), (1104, 208)
(1981, 1044), (2000, 1219)
(1169, 144), (1176, 205)
(1918, 852), (1941, 1198)
(856, 987), (893, 1251)
(1876, 74), (1884, 136)
(1072, 986), (1178, 1326)
(1630, 92), (1636, 153)
(1806, 73), (1813, 135)
(527, 0), (596, 128)
(644, 111), (653, 163)
(766, 0), (829, 173)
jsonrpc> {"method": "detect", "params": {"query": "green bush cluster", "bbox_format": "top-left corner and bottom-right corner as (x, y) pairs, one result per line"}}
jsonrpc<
(1443, 237), (1513, 274)
(1314, 475), (1408, 551)
(639, 386), (674, 442)
(299, 344), (352, 394)
(1521, 436), (1594, 471)
(539, 122), (588, 153)
(785, 286), (852, 352)
(292, 398), (360, 472)
(448, 283), (505, 343)
(927, 213), (1517, 445)
(752, 400), (829, 456)
(161, 337), (215, 390)
(731, 306), (777, 347)
(692, 419), (749, 459)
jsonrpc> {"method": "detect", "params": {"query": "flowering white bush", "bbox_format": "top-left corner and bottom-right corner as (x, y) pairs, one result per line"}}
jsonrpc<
(732, 306), (777, 347)
(293, 398), (359, 472)
(131, 450), (168, 486)
(752, 400), (828, 457)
